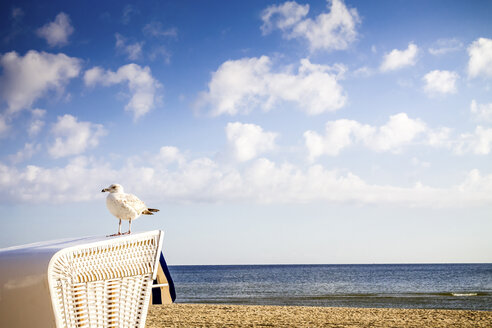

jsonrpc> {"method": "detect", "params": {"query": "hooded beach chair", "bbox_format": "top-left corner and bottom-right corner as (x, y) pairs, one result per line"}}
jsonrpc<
(0, 230), (174, 328)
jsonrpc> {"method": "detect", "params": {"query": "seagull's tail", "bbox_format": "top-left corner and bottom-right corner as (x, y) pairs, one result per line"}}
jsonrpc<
(143, 208), (160, 215)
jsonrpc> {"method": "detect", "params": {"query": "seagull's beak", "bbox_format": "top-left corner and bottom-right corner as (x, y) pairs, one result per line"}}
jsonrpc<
(101, 188), (107, 193)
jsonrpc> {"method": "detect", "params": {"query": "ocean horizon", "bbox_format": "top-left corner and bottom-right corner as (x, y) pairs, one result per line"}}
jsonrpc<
(168, 263), (492, 311)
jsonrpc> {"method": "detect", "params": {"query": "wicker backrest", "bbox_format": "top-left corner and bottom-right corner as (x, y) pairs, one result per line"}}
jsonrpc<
(47, 231), (163, 328)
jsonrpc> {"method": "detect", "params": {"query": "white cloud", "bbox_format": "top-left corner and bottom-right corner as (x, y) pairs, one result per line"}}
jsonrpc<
(304, 113), (427, 160)
(8, 143), (40, 164)
(36, 12), (74, 47)
(143, 22), (178, 38)
(198, 56), (346, 116)
(352, 66), (374, 78)
(1, 150), (492, 207)
(0, 156), (116, 203)
(115, 33), (144, 60)
(364, 113), (426, 151)
(226, 122), (278, 162)
(470, 100), (492, 122)
(28, 108), (46, 136)
(261, 0), (360, 52)
(467, 38), (492, 78)
(375, 117), (492, 156)
(373, 114), (426, 151)
(84, 64), (161, 120)
(261, 1), (309, 34)
(423, 70), (459, 95)
(28, 122), (43, 137)
(304, 119), (360, 159)
(0, 51), (80, 115)
(428, 38), (463, 56)
(48, 114), (106, 158)
(123, 44), (142, 61)
(453, 126), (492, 155)
(380, 43), (419, 72)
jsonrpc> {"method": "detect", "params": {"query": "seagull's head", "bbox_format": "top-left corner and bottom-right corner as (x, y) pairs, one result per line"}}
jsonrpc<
(101, 184), (124, 194)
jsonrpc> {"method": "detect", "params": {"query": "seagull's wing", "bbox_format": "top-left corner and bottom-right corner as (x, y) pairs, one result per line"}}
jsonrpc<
(116, 193), (148, 214)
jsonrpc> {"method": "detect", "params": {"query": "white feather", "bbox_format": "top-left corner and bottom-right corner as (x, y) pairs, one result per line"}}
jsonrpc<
(106, 192), (148, 221)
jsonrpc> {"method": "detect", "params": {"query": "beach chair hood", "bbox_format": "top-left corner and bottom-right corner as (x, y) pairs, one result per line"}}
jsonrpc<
(0, 230), (164, 328)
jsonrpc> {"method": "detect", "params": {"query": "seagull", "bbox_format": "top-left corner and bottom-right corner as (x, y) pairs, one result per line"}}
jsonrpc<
(101, 183), (159, 236)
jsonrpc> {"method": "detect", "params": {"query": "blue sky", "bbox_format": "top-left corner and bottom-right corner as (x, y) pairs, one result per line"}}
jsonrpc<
(0, 0), (491, 264)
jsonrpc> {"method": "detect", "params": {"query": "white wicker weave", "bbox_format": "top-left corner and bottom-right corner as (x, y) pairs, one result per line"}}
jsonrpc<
(48, 232), (163, 328)
(0, 230), (163, 328)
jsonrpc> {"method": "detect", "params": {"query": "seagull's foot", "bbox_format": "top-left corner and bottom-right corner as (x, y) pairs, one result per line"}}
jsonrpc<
(107, 232), (122, 237)
(122, 231), (131, 235)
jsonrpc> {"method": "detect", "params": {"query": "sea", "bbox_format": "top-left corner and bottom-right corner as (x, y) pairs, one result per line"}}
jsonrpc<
(168, 264), (492, 311)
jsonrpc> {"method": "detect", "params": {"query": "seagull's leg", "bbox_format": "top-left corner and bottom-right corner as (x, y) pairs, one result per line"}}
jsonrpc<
(122, 219), (132, 235)
(108, 219), (122, 237)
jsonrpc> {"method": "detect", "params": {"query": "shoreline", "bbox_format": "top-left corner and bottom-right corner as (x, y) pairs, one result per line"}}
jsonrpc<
(147, 303), (491, 327)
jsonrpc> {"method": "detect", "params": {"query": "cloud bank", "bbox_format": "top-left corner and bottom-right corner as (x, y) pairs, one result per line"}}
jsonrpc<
(199, 56), (347, 116)
(1, 150), (491, 207)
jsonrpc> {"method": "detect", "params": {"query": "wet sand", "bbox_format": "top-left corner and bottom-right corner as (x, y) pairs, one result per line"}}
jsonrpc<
(146, 304), (491, 327)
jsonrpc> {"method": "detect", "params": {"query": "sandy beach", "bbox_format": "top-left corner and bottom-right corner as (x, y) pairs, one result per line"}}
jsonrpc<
(146, 304), (491, 327)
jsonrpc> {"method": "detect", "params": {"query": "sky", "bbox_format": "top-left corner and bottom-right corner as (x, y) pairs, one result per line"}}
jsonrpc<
(0, 0), (491, 265)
